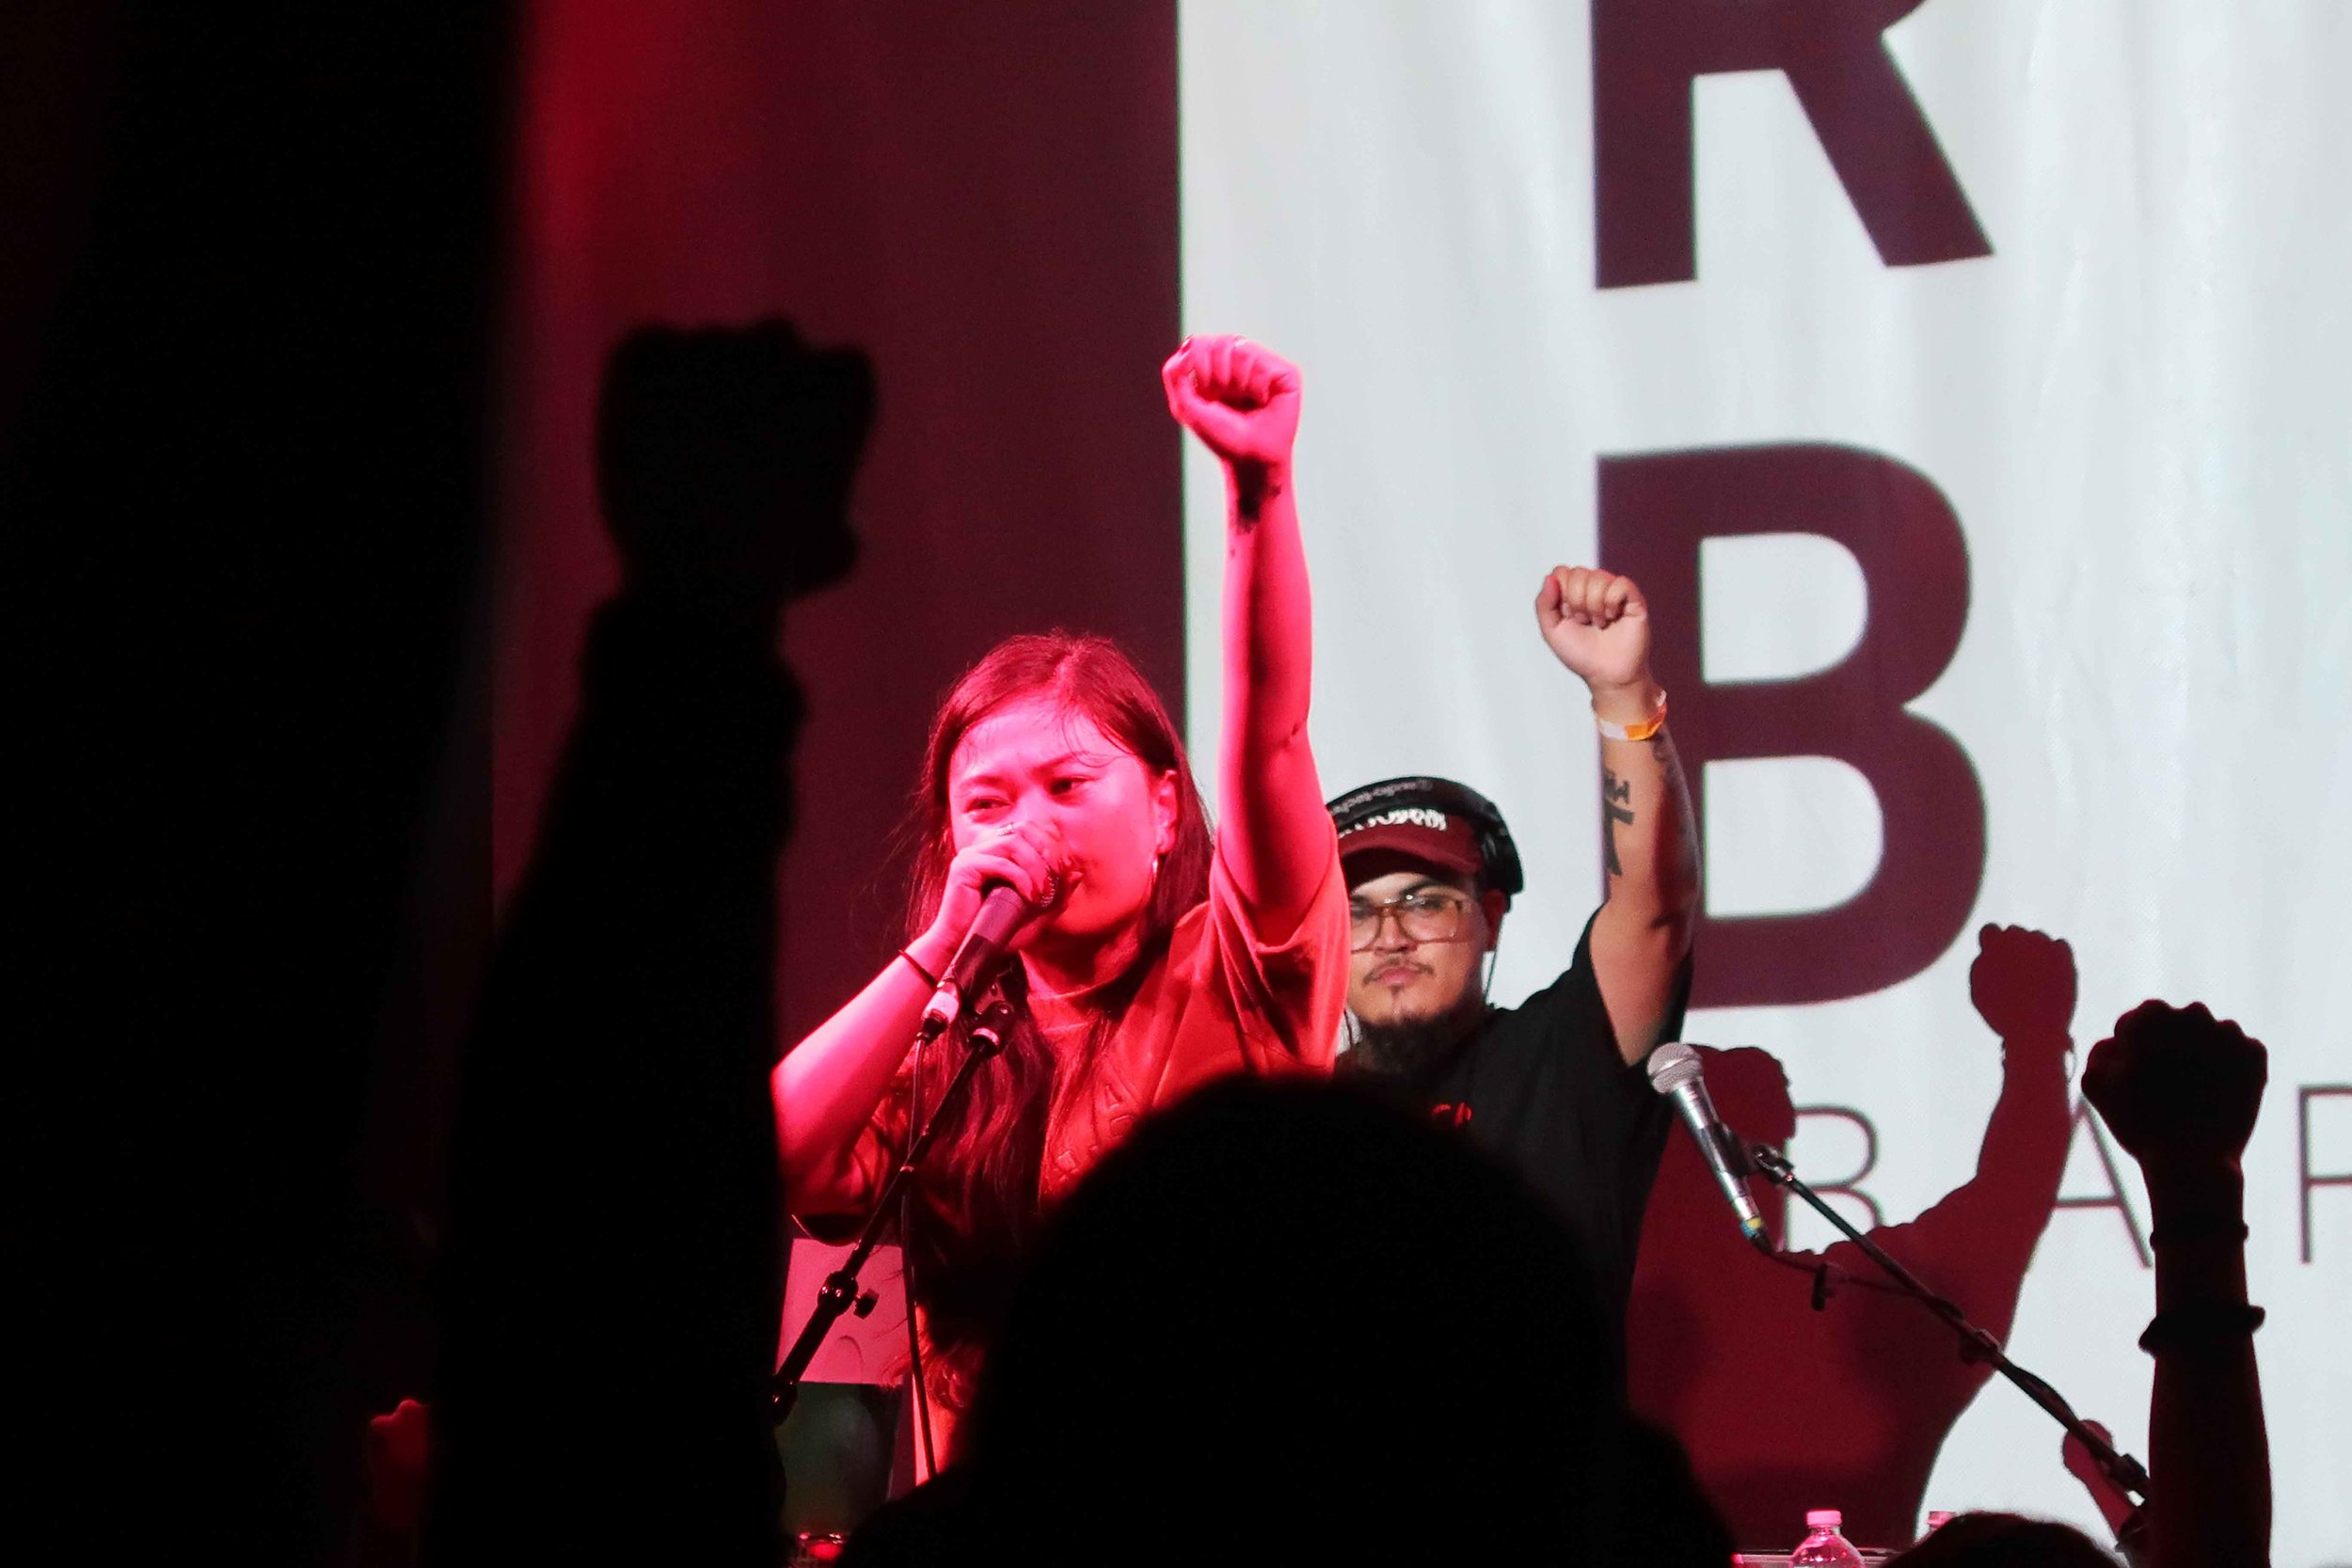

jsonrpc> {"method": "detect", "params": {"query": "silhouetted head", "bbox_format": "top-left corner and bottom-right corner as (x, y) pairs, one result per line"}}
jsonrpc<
(1635, 1046), (1796, 1268)
(960, 1077), (1633, 1560)
(1887, 1511), (2117, 1566)
(1702, 1045), (1797, 1147)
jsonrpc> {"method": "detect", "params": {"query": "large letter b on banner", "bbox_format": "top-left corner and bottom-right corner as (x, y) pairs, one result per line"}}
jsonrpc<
(1600, 444), (1984, 1008)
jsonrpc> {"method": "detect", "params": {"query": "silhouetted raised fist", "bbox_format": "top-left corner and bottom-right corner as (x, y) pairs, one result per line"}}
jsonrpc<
(1968, 923), (2077, 1048)
(596, 318), (872, 616)
(2083, 1001), (2266, 1175)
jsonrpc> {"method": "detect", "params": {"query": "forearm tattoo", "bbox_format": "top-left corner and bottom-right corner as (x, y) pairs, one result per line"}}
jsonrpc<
(1601, 768), (1635, 878)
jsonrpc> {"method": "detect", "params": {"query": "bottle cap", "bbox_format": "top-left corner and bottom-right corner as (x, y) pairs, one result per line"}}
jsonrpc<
(1806, 1510), (1844, 1529)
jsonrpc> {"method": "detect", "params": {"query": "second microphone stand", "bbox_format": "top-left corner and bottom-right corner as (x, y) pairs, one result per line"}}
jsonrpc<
(770, 998), (1013, 1426)
(1743, 1141), (2154, 1530)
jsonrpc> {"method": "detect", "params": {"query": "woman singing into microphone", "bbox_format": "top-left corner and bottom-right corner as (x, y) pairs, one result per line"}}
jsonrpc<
(773, 337), (1347, 1456)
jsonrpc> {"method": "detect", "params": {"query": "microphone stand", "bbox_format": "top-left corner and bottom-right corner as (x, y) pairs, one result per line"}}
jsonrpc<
(1745, 1142), (2155, 1536)
(770, 999), (1012, 1426)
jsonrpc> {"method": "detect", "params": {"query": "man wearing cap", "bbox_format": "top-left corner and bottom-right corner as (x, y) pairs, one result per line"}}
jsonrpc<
(1327, 564), (1699, 1338)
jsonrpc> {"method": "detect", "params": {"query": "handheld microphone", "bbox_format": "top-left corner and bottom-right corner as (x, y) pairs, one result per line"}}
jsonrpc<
(1647, 1042), (1771, 1252)
(918, 884), (1036, 1039)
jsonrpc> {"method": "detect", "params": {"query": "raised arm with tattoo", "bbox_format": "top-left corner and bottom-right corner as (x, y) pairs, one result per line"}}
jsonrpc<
(777, 336), (1340, 1225)
(1327, 565), (1697, 1364)
(1161, 336), (1329, 935)
(1535, 566), (1701, 1062)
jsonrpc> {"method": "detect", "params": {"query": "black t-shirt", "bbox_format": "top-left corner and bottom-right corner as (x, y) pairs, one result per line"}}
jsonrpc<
(1409, 913), (1685, 1342)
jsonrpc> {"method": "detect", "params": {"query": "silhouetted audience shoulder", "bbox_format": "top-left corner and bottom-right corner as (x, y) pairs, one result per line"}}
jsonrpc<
(1887, 1510), (2119, 1566)
(850, 1078), (1731, 1566)
(2082, 1002), (2271, 1568)
(428, 320), (869, 1563)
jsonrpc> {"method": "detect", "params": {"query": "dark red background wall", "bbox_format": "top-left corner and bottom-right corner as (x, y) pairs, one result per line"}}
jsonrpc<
(493, 0), (1185, 1049)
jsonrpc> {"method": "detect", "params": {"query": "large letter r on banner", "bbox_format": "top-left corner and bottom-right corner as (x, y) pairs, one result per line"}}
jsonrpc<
(1591, 0), (1992, 288)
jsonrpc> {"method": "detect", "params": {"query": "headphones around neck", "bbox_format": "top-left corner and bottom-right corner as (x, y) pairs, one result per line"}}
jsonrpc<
(1325, 774), (1524, 904)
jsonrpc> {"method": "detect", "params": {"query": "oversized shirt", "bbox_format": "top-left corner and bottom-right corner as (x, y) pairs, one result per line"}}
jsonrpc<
(796, 838), (1350, 1456)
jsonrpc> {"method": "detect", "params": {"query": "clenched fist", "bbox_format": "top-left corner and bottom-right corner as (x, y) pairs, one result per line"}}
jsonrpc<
(1536, 566), (1658, 705)
(1968, 924), (2078, 1048)
(2083, 1002), (2267, 1180)
(597, 318), (871, 610)
(1162, 335), (1300, 472)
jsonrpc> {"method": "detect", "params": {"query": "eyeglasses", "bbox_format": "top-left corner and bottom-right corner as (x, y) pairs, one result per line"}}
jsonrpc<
(1349, 889), (1472, 951)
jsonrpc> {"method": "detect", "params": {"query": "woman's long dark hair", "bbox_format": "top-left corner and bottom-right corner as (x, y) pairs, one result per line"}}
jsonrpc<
(896, 633), (1214, 1386)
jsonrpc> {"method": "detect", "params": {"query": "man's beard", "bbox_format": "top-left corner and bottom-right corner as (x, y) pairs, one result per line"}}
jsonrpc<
(1343, 984), (1489, 1082)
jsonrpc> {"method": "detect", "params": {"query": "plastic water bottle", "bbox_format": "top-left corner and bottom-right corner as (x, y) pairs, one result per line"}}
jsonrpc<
(1789, 1508), (1866, 1567)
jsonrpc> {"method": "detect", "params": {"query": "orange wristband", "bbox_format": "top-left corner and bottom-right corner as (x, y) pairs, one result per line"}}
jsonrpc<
(1595, 691), (1668, 742)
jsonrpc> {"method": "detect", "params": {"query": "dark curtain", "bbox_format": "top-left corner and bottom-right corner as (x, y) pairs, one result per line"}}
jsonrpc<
(8, 0), (1177, 1555)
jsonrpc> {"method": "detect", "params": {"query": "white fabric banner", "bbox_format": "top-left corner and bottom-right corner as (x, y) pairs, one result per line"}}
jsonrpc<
(1180, 2), (2350, 1558)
